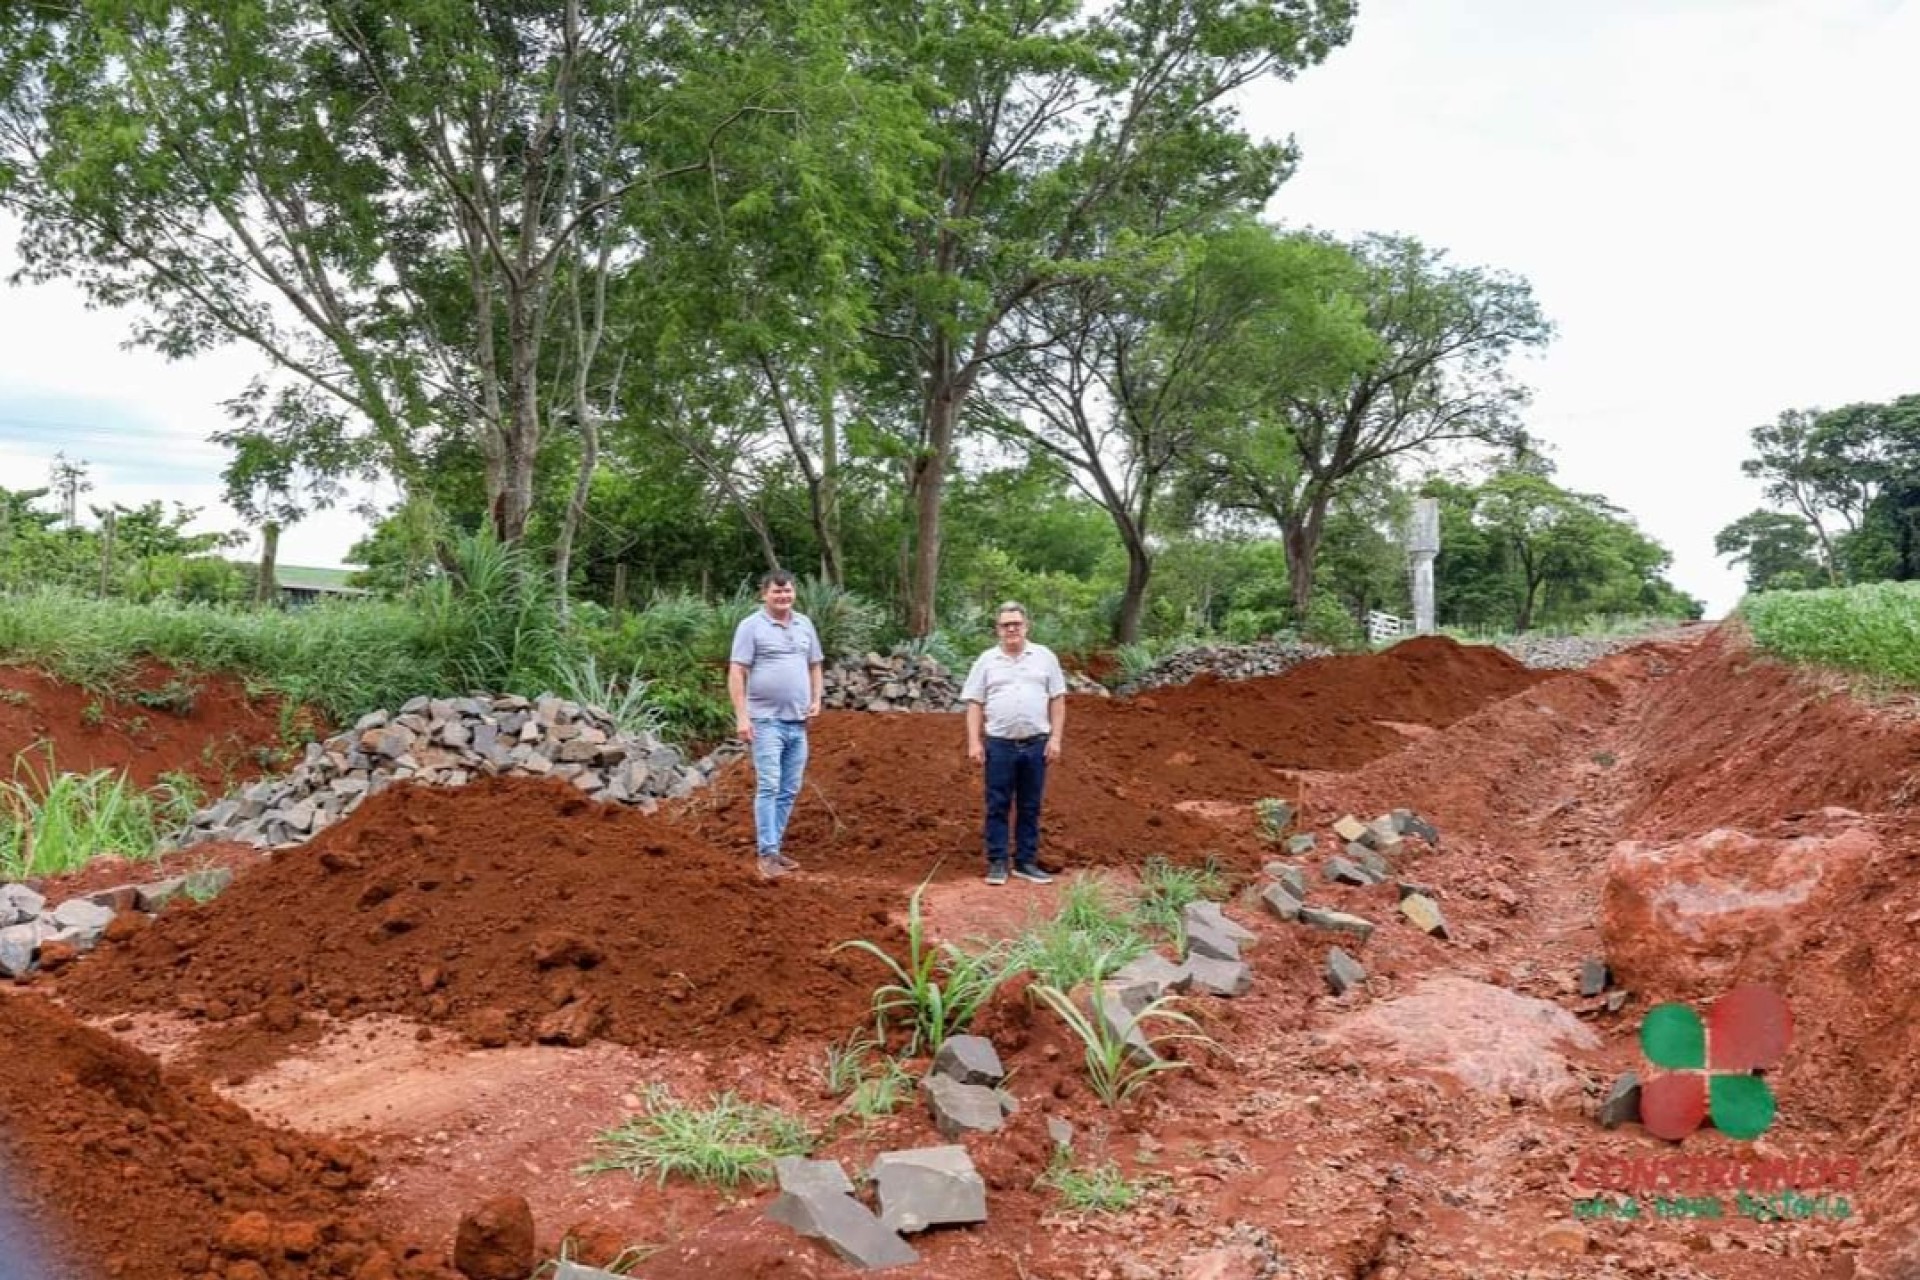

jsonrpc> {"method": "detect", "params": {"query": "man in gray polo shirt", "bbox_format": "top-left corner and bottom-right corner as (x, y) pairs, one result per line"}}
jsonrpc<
(962, 600), (1067, 886)
(728, 569), (824, 880)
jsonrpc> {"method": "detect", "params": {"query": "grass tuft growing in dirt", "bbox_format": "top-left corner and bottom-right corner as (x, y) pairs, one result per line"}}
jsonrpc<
(0, 750), (201, 878)
(582, 1085), (814, 1188)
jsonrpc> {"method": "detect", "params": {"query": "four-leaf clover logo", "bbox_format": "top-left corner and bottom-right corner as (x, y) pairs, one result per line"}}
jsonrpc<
(1639, 984), (1792, 1141)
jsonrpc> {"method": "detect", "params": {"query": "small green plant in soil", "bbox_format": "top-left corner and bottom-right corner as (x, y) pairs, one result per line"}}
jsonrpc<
(1005, 874), (1148, 990)
(1035, 1147), (1143, 1213)
(836, 879), (1010, 1055)
(130, 676), (200, 716)
(1029, 976), (1214, 1108)
(1252, 797), (1292, 843)
(818, 1032), (914, 1121)
(1133, 855), (1228, 945)
(582, 1085), (812, 1188)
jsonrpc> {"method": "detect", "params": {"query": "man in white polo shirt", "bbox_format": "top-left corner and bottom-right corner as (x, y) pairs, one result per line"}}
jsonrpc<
(961, 600), (1067, 886)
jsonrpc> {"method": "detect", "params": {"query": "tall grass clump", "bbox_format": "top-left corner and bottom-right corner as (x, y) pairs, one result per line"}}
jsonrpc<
(414, 530), (569, 695)
(1006, 874), (1148, 990)
(0, 752), (186, 878)
(836, 880), (1011, 1055)
(1741, 582), (1920, 686)
(794, 577), (885, 659)
(583, 1085), (812, 1188)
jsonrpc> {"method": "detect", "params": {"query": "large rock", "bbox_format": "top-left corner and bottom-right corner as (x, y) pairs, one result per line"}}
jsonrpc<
(1600, 817), (1877, 996)
(921, 1074), (1005, 1137)
(931, 1035), (1005, 1088)
(767, 1177), (918, 1270)
(870, 1146), (987, 1234)
(1330, 975), (1600, 1108)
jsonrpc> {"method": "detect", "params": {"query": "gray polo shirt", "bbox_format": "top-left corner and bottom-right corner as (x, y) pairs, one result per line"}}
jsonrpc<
(730, 609), (823, 720)
(961, 642), (1066, 739)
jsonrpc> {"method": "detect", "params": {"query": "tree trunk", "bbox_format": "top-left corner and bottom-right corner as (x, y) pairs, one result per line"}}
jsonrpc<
(817, 395), (843, 586)
(1114, 540), (1153, 645)
(907, 383), (965, 636)
(254, 521), (280, 608)
(553, 411), (598, 614)
(1282, 498), (1329, 618)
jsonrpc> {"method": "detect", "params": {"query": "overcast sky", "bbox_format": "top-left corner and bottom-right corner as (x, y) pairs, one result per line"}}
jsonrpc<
(3, 0), (1916, 616)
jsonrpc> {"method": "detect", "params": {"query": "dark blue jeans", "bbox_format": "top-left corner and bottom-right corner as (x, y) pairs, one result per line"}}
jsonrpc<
(983, 735), (1049, 871)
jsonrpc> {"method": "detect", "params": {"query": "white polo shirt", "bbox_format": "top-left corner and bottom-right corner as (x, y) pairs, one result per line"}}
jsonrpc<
(961, 642), (1066, 739)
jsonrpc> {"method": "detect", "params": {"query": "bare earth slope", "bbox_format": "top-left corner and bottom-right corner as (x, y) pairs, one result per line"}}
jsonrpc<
(8, 629), (1920, 1278)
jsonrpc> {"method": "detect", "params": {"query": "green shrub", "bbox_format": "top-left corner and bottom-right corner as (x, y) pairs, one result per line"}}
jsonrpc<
(1741, 581), (1920, 686)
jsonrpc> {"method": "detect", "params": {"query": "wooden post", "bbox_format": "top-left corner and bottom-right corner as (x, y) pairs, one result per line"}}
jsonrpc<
(611, 562), (629, 616)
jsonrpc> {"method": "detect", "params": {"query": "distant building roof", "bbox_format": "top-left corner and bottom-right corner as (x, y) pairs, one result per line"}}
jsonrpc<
(274, 565), (368, 595)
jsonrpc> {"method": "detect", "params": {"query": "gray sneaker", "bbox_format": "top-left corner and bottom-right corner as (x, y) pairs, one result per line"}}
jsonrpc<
(772, 852), (801, 871)
(985, 864), (1008, 886)
(1011, 864), (1054, 885)
(757, 856), (790, 881)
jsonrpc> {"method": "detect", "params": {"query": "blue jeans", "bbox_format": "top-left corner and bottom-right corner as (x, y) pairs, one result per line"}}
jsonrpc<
(750, 718), (809, 857)
(983, 735), (1049, 871)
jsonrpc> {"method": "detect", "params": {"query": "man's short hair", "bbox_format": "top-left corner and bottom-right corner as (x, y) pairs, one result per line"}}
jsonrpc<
(995, 600), (1029, 621)
(760, 568), (797, 590)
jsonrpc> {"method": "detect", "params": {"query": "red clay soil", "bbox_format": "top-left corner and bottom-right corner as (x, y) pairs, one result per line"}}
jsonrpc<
(679, 635), (1544, 882)
(26, 630), (1920, 1277)
(0, 989), (452, 1280)
(0, 660), (300, 793)
(55, 775), (909, 1054)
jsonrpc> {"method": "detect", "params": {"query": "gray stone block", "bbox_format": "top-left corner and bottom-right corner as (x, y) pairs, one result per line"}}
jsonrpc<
(1398, 893), (1449, 939)
(1091, 986), (1159, 1063)
(0, 923), (39, 979)
(1286, 833), (1318, 856)
(921, 1074), (1005, 1137)
(1268, 863), (1307, 901)
(1046, 1116), (1074, 1149)
(1323, 856), (1377, 887)
(1111, 951), (1191, 1002)
(553, 1262), (623, 1279)
(1578, 958), (1610, 997)
(871, 1146), (987, 1234)
(1326, 947), (1367, 996)
(931, 1035), (1005, 1087)
(51, 898), (114, 937)
(1297, 906), (1375, 941)
(1183, 901), (1255, 945)
(133, 877), (186, 913)
(1185, 953), (1252, 997)
(1404, 814), (1440, 846)
(766, 1188), (919, 1270)
(1259, 883), (1303, 922)
(775, 1156), (856, 1197)
(1182, 919), (1241, 964)
(1, 884), (45, 926)
(1598, 1072), (1641, 1129)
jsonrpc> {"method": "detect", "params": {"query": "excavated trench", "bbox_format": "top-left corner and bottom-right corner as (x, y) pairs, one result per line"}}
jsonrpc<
(4, 629), (1918, 1279)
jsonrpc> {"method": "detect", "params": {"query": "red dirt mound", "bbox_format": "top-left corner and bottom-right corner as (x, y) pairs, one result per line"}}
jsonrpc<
(0, 990), (451, 1280)
(1614, 626), (1920, 838)
(0, 661), (301, 792)
(56, 776), (904, 1052)
(683, 636), (1546, 878)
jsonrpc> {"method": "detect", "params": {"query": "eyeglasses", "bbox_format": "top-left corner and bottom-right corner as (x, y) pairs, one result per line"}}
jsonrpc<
(996, 620), (1025, 629)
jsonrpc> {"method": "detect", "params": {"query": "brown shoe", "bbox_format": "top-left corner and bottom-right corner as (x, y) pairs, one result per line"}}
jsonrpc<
(756, 856), (789, 880)
(773, 853), (801, 872)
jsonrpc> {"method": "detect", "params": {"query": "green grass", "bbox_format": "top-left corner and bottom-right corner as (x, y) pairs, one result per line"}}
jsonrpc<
(0, 750), (193, 879)
(582, 1086), (813, 1188)
(1740, 581), (1920, 687)
(1006, 874), (1149, 990)
(1035, 1149), (1144, 1213)
(836, 880), (1011, 1055)
(1028, 978), (1212, 1108)
(1132, 856), (1228, 946)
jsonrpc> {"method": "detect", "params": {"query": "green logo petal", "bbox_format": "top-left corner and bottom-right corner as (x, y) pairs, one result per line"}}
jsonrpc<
(1642, 1002), (1706, 1069)
(1709, 1074), (1777, 1139)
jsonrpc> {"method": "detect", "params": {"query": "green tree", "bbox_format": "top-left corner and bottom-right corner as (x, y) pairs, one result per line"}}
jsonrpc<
(1206, 234), (1552, 615)
(865, 0), (1356, 635)
(1713, 510), (1822, 594)
(0, 0), (865, 566)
